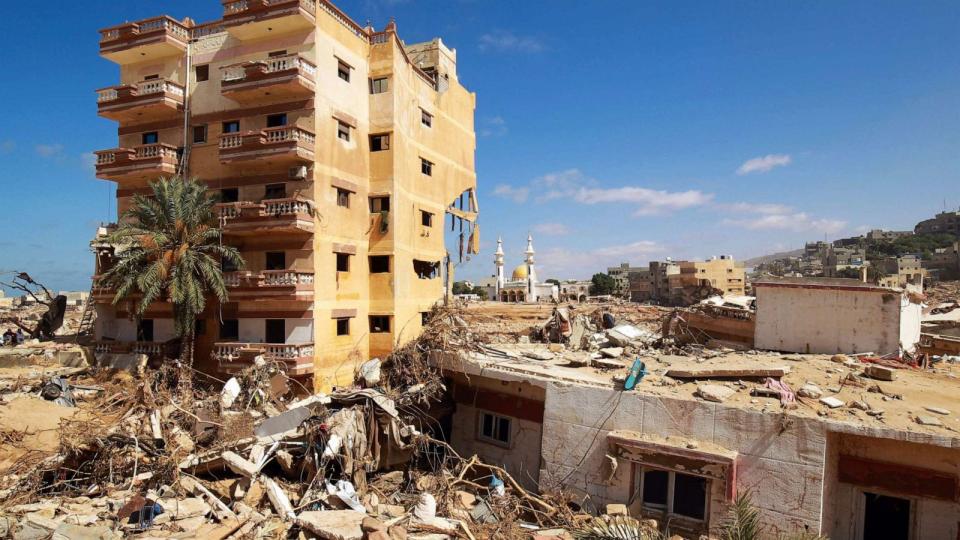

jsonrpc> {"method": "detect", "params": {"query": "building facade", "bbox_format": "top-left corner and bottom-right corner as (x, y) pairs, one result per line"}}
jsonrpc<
(91, 1), (477, 390)
(915, 209), (960, 236)
(607, 262), (647, 298)
(667, 256), (746, 305)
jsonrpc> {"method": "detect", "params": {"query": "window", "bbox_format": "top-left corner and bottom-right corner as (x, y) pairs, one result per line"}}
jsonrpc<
(420, 158), (433, 176)
(221, 256), (239, 273)
(142, 132), (159, 145)
(219, 319), (239, 341)
(863, 492), (911, 540)
(266, 113), (287, 128)
(336, 318), (350, 336)
(337, 120), (350, 141)
(369, 255), (390, 273)
(478, 411), (511, 446)
(637, 469), (707, 522)
(413, 260), (439, 279)
(195, 65), (209, 82)
(265, 319), (285, 344)
(193, 125), (207, 144)
(144, 74), (159, 80)
(223, 120), (240, 134)
(265, 251), (286, 271)
(336, 188), (350, 208)
(369, 77), (388, 94)
(369, 196), (390, 213)
(336, 253), (350, 272)
(268, 50), (288, 57)
(137, 319), (154, 342)
(370, 134), (390, 152)
(220, 188), (239, 203)
(421, 109), (433, 128)
(421, 210), (433, 227)
(264, 183), (286, 200)
(421, 312), (430, 325)
(337, 60), (352, 82)
(369, 315), (391, 333)
(195, 319), (206, 336)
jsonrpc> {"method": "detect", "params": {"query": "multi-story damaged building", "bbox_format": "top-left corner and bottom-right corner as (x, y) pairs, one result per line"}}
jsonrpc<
(607, 262), (647, 298)
(90, 0), (478, 390)
(629, 257), (745, 305)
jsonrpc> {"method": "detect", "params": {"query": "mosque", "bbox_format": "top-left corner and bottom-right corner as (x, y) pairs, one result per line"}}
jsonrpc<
(483, 235), (558, 303)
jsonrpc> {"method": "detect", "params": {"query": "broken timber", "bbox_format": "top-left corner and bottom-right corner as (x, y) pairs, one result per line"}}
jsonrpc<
(665, 366), (790, 379)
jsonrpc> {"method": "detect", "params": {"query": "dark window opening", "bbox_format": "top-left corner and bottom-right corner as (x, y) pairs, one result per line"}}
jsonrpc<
(421, 109), (433, 127)
(222, 256), (239, 273)
(369, 77), (388, 94)
(222, 120), (240, 134)
(336, 188), (350, 208)
(195, 319), (206, 336)
(421, 312), (430, 325)
(672, 473), (707, 520)
(479, 412), (511, 445)
(268, 50), (288, 57)
(337, 120), (350, 141)
(863, 492), (910, 540)
(220, 188), (239, 203)
(137, 319), (154, 342)
(265, 319), (285, 344)
(420, 157), (433, 176)
(337, 60), (351, 82)
(369, 255), (390, 273)
(219, 319), (239, 341)
(267, 113), (287, 128)
(421, 210), (433, 227)
(369, 196), (390, 213)
(264, 183), (286, 200)
(642, 470), (669, 507)
(193, 125), (207, 143)
(144, 74), (159, 80)
(370, 134), (390, 152)
(413, 259), (439, 279)
(336, 318), (349, 336)
(195, 64), (209, 82)
(265, 251), (286, 271)
(369, 315), (390, 333)
(336, 253), (350, 272)
(142, 132), (159, 145)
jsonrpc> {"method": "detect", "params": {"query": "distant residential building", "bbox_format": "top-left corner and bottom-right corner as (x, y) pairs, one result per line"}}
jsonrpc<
(668, 256), (746, 304)
(925, 241), (960, 280)
(865, 229), (912, 242)
(629, 260), (679, 302)
(557, 280), (591, 302)
(822, 246), (867, 278)
(606, 262), (647, 298)
(915, 209), (960, 236)
(876, 255), (926, 288)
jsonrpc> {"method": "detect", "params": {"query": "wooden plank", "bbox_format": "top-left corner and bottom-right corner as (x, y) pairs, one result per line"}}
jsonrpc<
(665, 366), (790, 379)
(838, 454), (958, 502)
(446, 205), (477, 222)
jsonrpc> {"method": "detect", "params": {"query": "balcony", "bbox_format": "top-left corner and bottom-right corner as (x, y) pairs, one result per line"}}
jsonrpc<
(224, 270), (314, 299)
(219, 126), (314, 165)
(213, 342), (314, 375)
(97, 80), (185, 123)
(95, 143), (181, 184)
(221, 54), (316, 104)
(95, 341), (166, 358)
(99, 16), (189, 64)
(216, 197), (314, 236)
(221, 0), (317, 40)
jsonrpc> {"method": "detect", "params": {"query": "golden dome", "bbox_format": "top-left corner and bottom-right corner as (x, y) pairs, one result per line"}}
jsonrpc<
(511, 264), (528, 280)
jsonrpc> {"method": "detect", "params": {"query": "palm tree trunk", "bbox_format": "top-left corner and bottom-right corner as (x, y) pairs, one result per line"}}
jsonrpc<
(177, 327), (195, 401)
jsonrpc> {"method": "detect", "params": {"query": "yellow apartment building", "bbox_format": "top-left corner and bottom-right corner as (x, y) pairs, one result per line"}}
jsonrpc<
(668, 256), (746, 304)
(90, 0), (478, 390)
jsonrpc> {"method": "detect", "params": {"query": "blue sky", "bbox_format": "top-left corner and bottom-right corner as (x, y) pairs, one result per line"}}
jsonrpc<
(0, 1), (958, 292)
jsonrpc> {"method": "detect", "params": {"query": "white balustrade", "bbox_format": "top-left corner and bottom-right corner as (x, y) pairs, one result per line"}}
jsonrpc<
(220, 133), (244, 149)
(221, 65), (246, 82)
(97, 88), (119, 102)
(263, 198), (313, 216)
(136, 80), (184, 97)
(224, 0), (249, 14)
(97, 152), (117, 165)
(263, 271), (314, 286)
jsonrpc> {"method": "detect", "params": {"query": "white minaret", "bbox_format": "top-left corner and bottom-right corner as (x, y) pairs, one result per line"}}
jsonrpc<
(524, 234), (537, 300)
(494, 236), (505, 300)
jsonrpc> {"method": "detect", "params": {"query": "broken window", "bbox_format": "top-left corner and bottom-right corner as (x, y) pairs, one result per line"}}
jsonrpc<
(413, 259), (439, 279)
(369, 255), (390, 274)
(421, 109), (433, 128)
(337, 59), (351, 82)
(266, 113), (287, 128)
(337, 120), (350, 141)
(142, 131), (159, 145)
(220, 188), (239, 203)
(195, 65), (209, 82)
(137, 319), (154, 342)
(369, 77), (388, 94)
(193, 125), (207, 144)
(265, 251), (285, 271)
(265, 319), (285, 344)
(336, 318), (350, 336)
(370, 134), (390, 152)
(336, 188), (350, 208)
(421, 311), (430, 325)
(421, 210), (433, 227)
(369, 196), (390, 213)
(264, 183), (286, 200)
(336, 253), (350, 272)
(222, 120), (240, 134)
(637, 469), (707, 522)
(478, 411), (511, 446)
(219, 319), (239, 341)
(369, 315), (390, 333)
(420, 157), (433, 176)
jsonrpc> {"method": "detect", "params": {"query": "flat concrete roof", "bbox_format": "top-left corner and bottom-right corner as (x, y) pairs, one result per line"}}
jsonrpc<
(753, 276), (898, 292)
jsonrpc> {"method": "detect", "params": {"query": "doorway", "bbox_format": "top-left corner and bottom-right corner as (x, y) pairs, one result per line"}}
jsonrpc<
(862, 492), (910, 540)
(265, 319), (285, 344)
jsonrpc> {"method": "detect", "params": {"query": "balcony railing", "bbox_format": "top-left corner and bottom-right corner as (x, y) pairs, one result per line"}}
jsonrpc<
(95, 143), (180, 182)
(97, 80), (185, 123)
(95, 341), (165, 356)
(221, 54), (316, 82)
(100, 16), (190, 43)
(223, 0), (317, 17)
(223, 270), (314, 288)
(215, 197), (314, 236)
(97, 80), (185, 103)
(213, 341), (314, 375)
(218, 127), (315, 163)
(99, 16), (190, 63)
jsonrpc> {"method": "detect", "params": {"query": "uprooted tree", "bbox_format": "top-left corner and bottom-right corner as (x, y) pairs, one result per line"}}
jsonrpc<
(0, 272), (67, 340)
(101, 176), (244, 392)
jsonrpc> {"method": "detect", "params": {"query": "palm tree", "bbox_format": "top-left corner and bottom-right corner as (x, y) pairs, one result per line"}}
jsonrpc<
(103, 176), (243, 389)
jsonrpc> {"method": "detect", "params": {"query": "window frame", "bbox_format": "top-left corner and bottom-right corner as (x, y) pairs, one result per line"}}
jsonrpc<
(219, 319), (239, 341)
(336, 188), (351, 208)
(193, 124), (208, 144)
(142, 131), (159, 145)
(264, 183), (286, 200)
(370, 133), (390, 152)
(369, 196), (390, 213)
(421, 210), (434, 228)
(266, 113), (288, 128)
(220, 187), (239, 203)
(195, 64), (209, 82)
(336, 252), (350, 272)
(337, 59), (352, 82)
(222, 120), (240, 134)
(420, 157), (433, 176)
(369, 255), (391, 274)
(421, 109), (433, 128)
(477, 411), (512, 447)
(336, 317), (350, 336)
(337, 120), (350, 142)
(369, 77), (389, 94)
(369, 315), (391, 333)
(635, 467), (709, 523)
(264, 251), (286, 271)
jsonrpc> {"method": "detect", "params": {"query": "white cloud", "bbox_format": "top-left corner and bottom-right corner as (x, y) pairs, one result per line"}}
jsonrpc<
(492, 184), (530, 203)
(479, 116), (508, 137)
(35, 143), (64, 159)
(723, 212), (846, 234)
(574, 186), (714, 216)
(532, 222), (569, 236)
(479, 31), (544, 53)
(736, 154), (792, 175)
(537, 241), (663, 279)
(715, 202), (793, 215)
